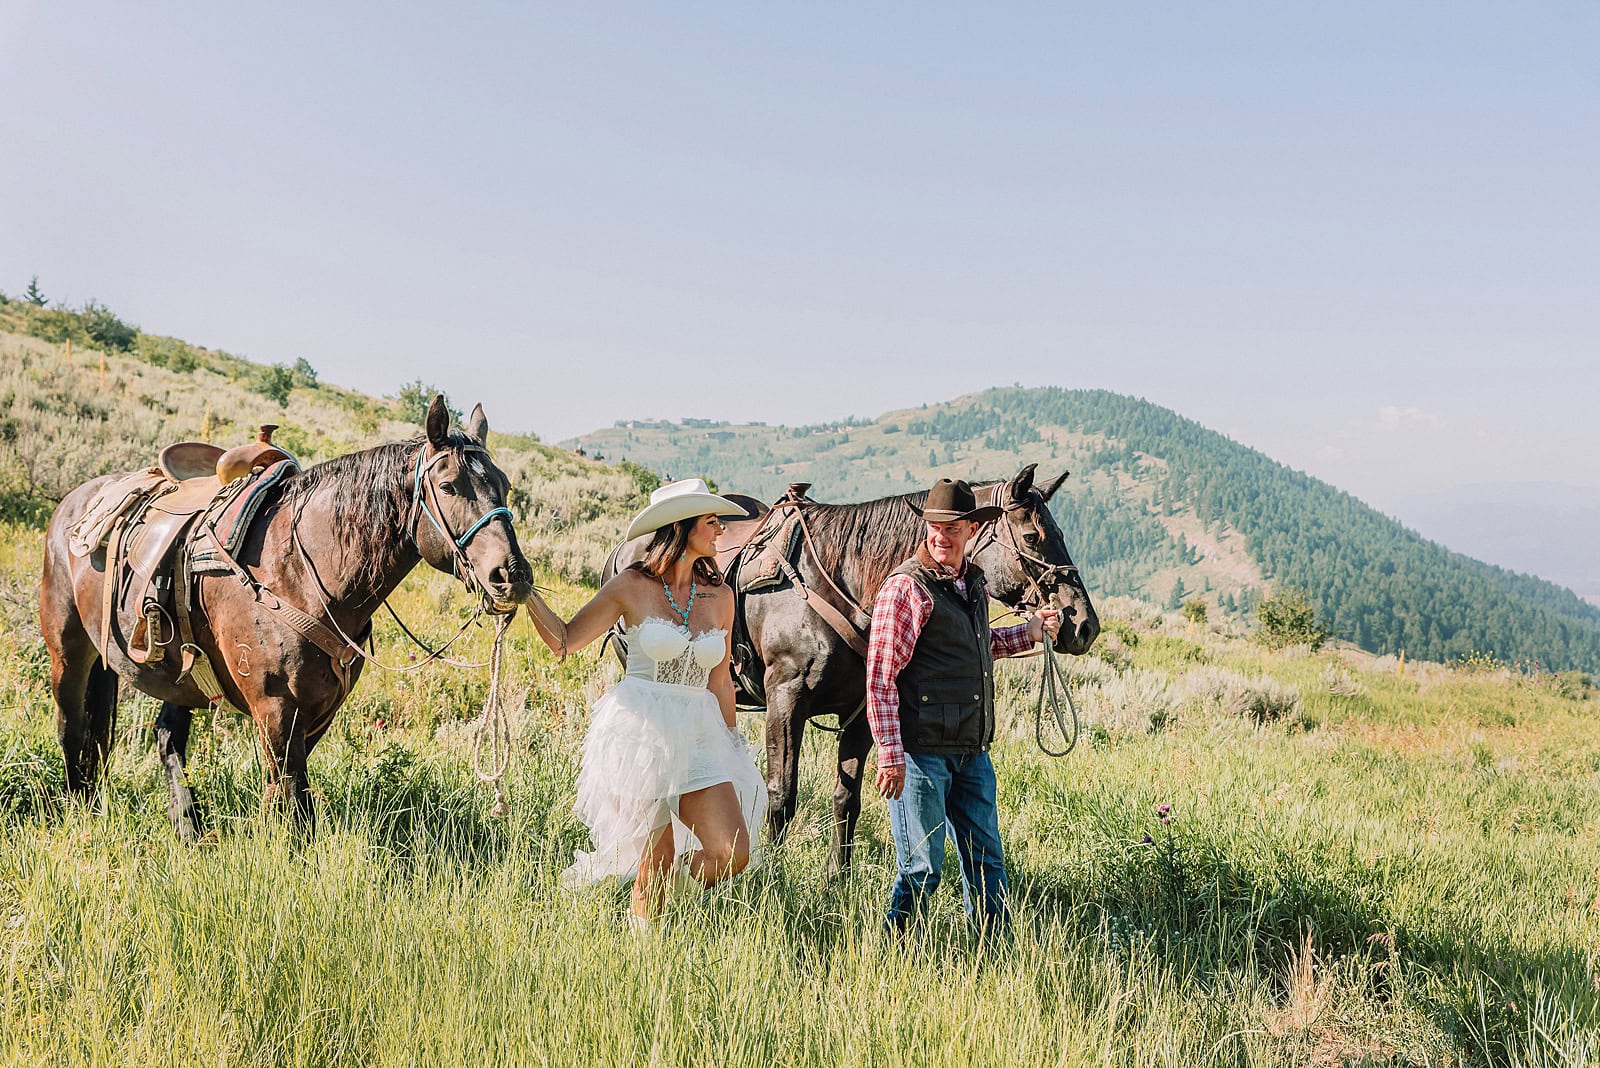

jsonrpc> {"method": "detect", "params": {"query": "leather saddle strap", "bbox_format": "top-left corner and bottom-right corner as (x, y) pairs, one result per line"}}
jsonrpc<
(791, 504), (871, 625)
(202, 528), (358, 693)
(100, 515), (128, 659)
(173, 483), (253, 688)
(173, 531), (198, 680)
(778, 557), (870, 659)
(254, 587), (356, 690)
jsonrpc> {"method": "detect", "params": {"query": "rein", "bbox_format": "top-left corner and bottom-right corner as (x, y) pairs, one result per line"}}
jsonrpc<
(778, 484), (1081, 754)
(978, 488), (1080, 757)
(287, 440), (518, 674)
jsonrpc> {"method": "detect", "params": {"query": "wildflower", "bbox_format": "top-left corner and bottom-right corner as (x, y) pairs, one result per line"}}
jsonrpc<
(1142, 833), (1154, 845)
(374, 718), (386, 731)
(408, 653), (417, 662)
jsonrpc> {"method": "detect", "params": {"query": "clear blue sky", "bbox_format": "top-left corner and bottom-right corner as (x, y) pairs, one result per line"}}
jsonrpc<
(3, 2), (1597, 578)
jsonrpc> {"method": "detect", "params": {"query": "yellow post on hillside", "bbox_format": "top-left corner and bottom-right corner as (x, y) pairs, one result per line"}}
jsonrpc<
(1397, 650), (1406, 676)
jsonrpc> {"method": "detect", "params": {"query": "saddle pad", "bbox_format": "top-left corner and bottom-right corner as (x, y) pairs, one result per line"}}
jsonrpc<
(738, 514), (802, 594)
(68, 469), (167, 557)
(211, 458), (298, 557)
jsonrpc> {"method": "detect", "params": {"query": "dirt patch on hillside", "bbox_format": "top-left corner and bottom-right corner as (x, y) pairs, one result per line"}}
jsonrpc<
(1150, 505), (1265, 592)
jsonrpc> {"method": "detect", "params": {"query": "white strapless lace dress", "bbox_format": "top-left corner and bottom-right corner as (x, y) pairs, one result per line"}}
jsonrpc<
(562, 618), (768, 888)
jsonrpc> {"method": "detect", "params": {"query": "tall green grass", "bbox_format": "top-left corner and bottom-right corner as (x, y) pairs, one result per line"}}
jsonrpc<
(3, 512), (1598, 1065)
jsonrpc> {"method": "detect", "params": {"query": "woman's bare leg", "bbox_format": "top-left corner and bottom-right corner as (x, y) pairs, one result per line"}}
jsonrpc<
(677, 781), (751, 886)
(631, 821), (676, 918)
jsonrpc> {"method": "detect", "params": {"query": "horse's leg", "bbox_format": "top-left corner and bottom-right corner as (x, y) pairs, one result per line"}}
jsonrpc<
(45, 609), (117, 799)
(827, 705), (874, 879)
(763, 672), (810, 846)
(154, 702), (202, 842)
(256, 703), (316, 837)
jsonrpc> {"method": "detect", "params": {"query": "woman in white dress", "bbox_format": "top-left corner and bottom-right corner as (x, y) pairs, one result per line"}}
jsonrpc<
(522, 479), (767, 922)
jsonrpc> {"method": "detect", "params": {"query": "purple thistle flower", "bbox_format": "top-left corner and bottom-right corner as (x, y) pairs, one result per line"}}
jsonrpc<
(1142, 833), (1154, 845)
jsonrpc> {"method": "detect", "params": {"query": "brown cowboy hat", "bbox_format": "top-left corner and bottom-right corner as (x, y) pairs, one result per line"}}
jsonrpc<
(908, 478), (1002, 524)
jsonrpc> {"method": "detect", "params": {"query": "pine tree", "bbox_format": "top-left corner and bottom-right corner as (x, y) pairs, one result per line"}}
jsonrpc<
(24, 276), (46, 306)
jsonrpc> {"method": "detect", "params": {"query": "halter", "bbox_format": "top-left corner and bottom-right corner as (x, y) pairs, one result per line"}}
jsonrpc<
(968, 486), (1082, 757)
(409, 443), (515, 596)
(286, 438), (518, 678)
(967, 488), (1079, 612)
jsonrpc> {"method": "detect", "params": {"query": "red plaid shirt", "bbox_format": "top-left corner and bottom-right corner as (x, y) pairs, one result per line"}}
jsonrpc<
(866, 564), (1034, 768)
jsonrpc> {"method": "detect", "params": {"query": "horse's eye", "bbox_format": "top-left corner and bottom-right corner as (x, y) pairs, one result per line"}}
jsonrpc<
(438, 481), (459, 496)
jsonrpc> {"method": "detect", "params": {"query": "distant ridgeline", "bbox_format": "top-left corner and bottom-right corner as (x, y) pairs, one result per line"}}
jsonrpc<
(568, 387), (1600, 672)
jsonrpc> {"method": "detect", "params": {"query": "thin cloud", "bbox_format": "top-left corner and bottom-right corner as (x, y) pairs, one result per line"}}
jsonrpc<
(1372, 406), (1444, 433)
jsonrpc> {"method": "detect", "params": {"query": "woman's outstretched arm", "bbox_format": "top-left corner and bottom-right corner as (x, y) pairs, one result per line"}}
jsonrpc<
(525, 572), (633, 657)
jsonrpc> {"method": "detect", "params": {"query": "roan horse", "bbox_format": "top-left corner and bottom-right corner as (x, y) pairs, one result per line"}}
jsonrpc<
(610, 463), (1097, 875)
(39, 396), (532, 837)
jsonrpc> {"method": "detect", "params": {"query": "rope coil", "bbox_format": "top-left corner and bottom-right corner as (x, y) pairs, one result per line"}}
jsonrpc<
(473, 611), (516, 816)
(1033, 638), (1079, 757)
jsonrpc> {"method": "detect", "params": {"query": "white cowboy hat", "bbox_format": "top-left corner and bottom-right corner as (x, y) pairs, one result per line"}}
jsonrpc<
(624, 478), (746, 542)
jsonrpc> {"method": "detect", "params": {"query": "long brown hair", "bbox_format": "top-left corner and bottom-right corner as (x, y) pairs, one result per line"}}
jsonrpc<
(627, 515), (724, 585)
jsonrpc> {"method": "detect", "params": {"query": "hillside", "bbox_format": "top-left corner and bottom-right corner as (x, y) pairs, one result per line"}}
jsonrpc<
(1, 292), (1597, 1063)
(0, 291), (652, 584)
(568, 388), (1600, 672)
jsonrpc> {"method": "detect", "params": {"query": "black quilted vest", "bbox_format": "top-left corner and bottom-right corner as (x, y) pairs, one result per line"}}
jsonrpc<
(890, 547), (996, 756)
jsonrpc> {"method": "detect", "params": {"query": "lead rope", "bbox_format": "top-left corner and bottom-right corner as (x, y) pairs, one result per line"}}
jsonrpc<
(988, 497), (1080, 757)
(1034, 637), (1079, 757)
(473, 611), (515, 816)
(998, 604), (1079, 758)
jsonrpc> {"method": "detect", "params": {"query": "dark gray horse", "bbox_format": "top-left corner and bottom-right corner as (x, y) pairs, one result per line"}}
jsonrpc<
(606, 463), (1098, 875)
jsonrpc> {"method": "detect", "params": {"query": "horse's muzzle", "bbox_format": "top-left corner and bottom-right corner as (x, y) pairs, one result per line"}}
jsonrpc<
(1053, 612), (1099, 655)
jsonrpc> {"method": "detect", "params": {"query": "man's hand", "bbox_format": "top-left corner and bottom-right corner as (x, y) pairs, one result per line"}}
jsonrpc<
(876, 762), (905, 800)
(1028, 607), (1063, 644)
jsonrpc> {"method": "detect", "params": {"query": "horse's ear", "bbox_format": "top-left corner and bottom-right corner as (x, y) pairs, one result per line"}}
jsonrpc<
(1041, 469), (1071, 501)
(1008, 462), (1038, 502)
(466, 403), (489, 446)
(425, 394), (450, 449)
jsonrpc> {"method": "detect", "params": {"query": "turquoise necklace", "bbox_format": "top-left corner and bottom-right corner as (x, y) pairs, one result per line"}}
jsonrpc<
(662, 575), (697, 631)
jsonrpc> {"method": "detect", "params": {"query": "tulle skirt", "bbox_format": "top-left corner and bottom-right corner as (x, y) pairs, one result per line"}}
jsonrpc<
(562, 675), (768, 888)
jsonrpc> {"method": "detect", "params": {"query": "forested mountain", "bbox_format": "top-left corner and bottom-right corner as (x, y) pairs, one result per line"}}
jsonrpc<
(568, 387), (1600, 672)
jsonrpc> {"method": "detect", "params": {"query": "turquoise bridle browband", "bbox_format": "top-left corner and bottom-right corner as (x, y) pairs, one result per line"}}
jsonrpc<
(411, 444), (514, 578)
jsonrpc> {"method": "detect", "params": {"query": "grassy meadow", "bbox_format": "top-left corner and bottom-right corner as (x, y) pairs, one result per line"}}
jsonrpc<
(2, 507), (1597, 1065)
(1, 331), (1598, 1064)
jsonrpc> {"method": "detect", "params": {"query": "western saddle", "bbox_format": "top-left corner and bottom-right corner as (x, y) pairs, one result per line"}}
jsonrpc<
(69, 427), (301, 701)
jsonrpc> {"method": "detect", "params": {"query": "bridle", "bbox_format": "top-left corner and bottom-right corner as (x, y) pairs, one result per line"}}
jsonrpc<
(407, 441), (516, 608)
(967, 487), (1079, 613)
(967, 485), (1082, 757)
(288, 439), (520, 675)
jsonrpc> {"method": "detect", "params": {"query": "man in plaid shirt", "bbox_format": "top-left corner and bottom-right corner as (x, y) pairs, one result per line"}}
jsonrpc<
(868, 478), (1060, 935)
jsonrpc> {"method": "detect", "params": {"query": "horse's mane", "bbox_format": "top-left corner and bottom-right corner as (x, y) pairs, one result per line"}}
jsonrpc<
(801, 480), (1004, 599)
(280, 431), (479, 593)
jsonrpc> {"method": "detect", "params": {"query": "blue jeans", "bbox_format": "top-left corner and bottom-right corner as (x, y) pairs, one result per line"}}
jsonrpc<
(886, 750), (1010, 933)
